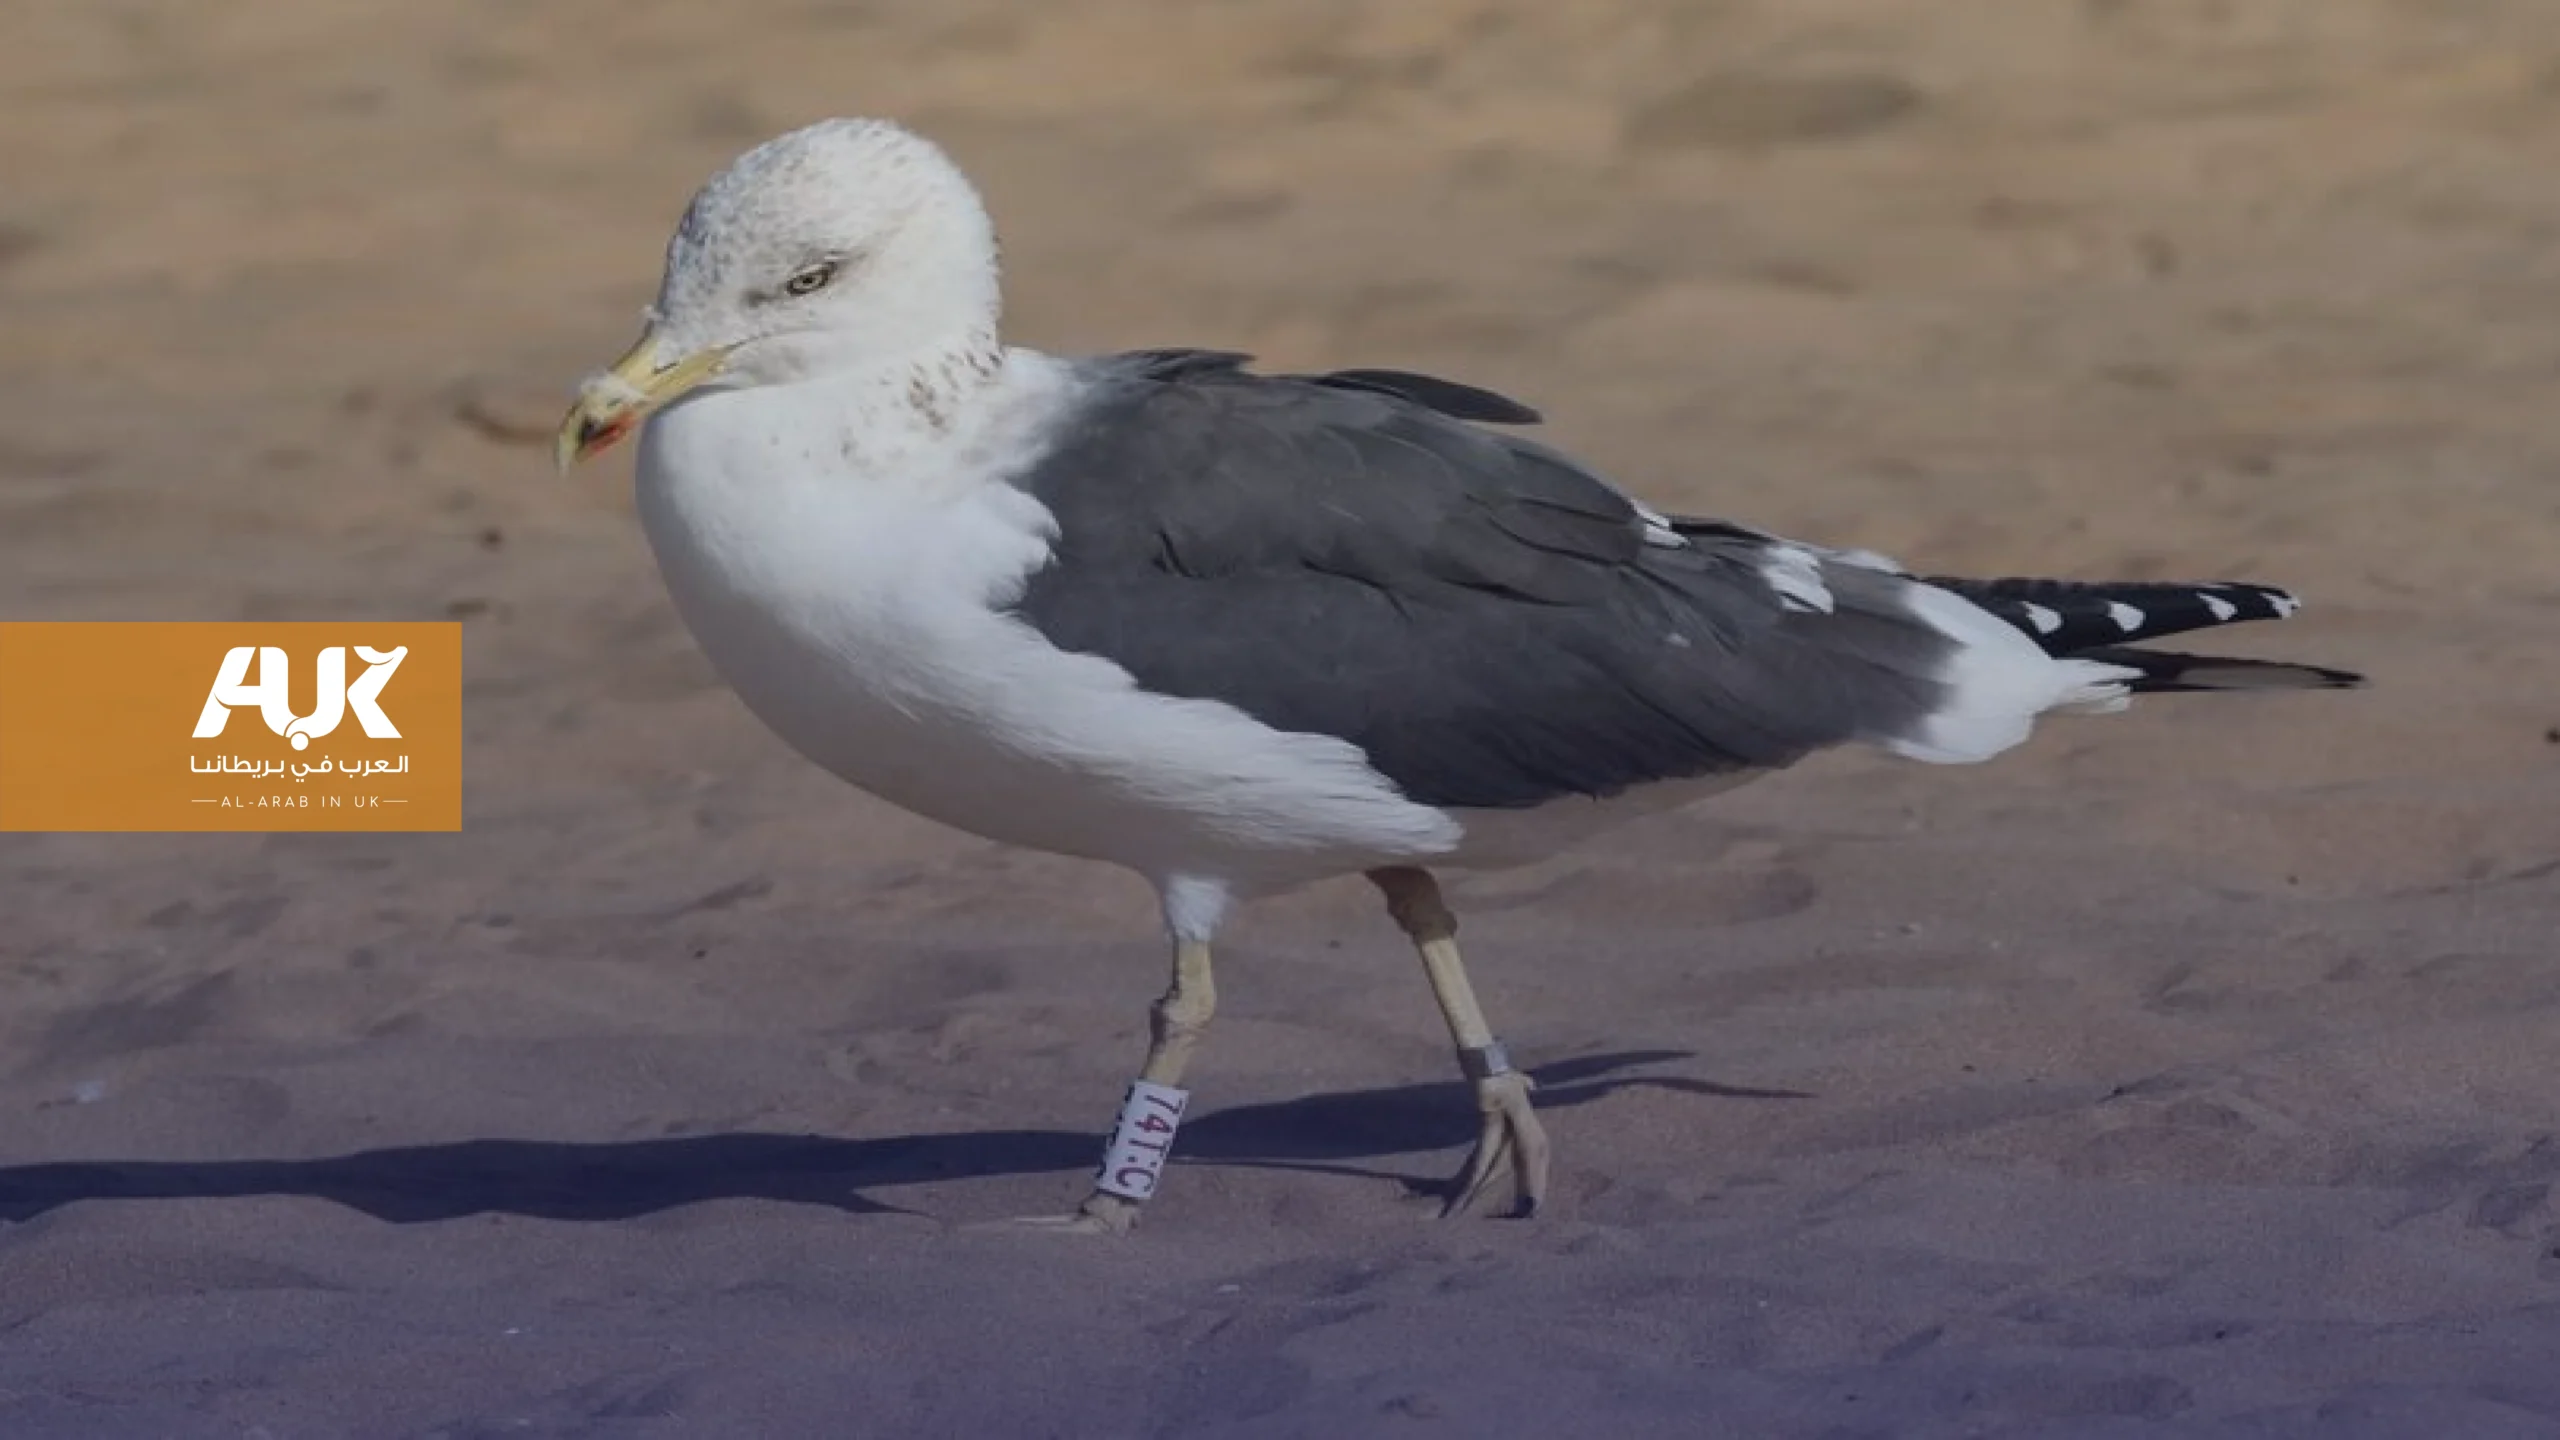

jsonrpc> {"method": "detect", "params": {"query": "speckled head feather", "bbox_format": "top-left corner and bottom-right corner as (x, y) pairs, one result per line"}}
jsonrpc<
(646, 118), (1004, 389)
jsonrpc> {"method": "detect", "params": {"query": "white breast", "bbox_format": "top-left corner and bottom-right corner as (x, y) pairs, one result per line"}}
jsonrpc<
(629, 360), (1461, 893)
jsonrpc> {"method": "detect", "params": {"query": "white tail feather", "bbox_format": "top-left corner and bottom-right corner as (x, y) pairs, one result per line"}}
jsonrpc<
(1880, 583), (2137, 764)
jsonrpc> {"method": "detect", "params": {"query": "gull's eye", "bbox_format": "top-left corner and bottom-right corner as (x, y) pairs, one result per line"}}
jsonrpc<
(782, 261), (839, 297)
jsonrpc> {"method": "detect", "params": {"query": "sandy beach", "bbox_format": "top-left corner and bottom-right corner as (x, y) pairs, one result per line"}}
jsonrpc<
(5, 1), (2560, 1433)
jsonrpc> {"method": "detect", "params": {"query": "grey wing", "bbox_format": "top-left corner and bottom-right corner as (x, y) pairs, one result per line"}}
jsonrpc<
(1005, 352), (1964, 809)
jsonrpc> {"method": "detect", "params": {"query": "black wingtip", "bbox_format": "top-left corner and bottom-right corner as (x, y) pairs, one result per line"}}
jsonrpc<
(2079, 646), (2366, 693)
(1926, 576), (2318, 655)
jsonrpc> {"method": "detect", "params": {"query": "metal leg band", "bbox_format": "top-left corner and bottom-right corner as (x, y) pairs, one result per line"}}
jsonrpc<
(1457, 1039), (1515, 1082)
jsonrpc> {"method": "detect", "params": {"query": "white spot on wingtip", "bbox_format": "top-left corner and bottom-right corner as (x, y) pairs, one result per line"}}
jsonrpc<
(2270, 591), (2301, 617)
(2020, 603), (2063, 635)
(2106, 601), (2145, 633)
(1665, 631), (1692, 648)
(2201, 593), (2238, 622)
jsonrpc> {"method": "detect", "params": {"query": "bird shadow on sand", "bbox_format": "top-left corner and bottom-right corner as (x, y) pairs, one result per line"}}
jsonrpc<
(0, 1050), (1806, 1225)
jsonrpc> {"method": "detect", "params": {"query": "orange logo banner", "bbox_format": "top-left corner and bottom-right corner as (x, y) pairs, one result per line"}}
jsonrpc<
(0, 622), (462, 832)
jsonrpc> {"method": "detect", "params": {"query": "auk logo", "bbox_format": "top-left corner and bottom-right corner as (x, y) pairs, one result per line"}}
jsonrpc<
(193, 645), (408, 750)
(0, 621), (461, 833)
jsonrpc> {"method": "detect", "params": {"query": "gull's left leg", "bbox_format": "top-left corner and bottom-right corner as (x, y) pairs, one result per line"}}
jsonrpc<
(1020, 931), (1217, 1235)
(1369, 865), (1551, 1219)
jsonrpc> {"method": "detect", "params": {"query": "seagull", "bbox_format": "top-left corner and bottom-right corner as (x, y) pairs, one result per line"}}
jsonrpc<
(557, 118), (2359, 1233)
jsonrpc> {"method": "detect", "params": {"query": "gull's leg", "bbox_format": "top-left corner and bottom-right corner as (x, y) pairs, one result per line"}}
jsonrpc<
(1020, 935), (1217, 1235)
(1368, 866), (1551, 1219)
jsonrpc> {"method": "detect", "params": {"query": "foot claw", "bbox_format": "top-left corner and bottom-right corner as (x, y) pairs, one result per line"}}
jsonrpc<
(1439, 1070), (1550, 1220)
(997, 1191), (1140, 1236)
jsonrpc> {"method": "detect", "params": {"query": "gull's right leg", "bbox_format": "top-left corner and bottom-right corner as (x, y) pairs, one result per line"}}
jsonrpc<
(1369, 865), (1551, 1219)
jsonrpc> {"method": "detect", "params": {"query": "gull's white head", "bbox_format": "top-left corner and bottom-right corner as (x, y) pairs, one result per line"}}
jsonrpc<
(558, 118), (1003, 468)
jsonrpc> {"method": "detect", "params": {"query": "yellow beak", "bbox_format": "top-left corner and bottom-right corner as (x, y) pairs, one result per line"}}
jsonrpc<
(554, 330), (730, 472)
